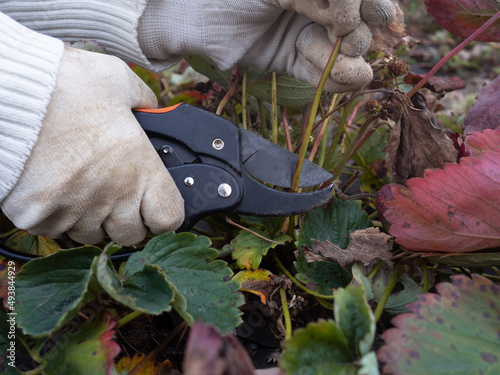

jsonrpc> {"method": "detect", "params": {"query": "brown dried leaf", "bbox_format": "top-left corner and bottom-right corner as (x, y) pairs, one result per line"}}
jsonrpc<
(310, 228), (393, 267)
(369, 0), (407, 53)
(385, 92), (458, 183)
(403, 72), (466, 93)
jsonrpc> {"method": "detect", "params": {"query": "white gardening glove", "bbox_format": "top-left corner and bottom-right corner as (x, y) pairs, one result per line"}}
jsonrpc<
(138, 0), (396, 92)
(1, 47), (184, 246)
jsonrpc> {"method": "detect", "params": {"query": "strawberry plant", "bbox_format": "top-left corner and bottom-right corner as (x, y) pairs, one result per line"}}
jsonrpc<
(1, 1), (500, 374)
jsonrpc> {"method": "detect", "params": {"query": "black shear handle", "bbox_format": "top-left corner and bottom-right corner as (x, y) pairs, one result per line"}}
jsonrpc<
(167, 164), (242, 231)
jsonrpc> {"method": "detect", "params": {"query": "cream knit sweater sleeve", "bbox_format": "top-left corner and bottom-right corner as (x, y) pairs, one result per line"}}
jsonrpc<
(0, 1), (157, 201)
(0, 12), (64, 201)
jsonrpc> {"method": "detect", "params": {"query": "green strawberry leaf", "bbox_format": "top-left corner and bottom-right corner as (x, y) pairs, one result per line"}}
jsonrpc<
(42, 314), (120, 375)
(185, 55), (315, 107)
(335, 285), (375, 358)
(123, 232), (243, 334)
(4, 231), (61, 256)
(15, 247), (101, 337)
(379, 274), (500, 374)
(281, 319), (356, 375)
(297, 200), (372, 250)
(294, 250), (349, 294)
(294, 200), (372, 293)
(372, 261), (422, 314)
(224, 229), (291, 269)
(95, 252), (176, 315)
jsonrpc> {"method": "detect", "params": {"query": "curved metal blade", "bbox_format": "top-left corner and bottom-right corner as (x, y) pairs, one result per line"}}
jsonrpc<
(241, 129), (333, 188)
(235, 171), (334, 216)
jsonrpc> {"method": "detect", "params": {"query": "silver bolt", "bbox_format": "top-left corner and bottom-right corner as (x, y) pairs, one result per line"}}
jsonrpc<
(212, 138), (224, 151)
(184, 177), (195, 187)
(218, 183), (232, 198)
(162, 147), (169, 154)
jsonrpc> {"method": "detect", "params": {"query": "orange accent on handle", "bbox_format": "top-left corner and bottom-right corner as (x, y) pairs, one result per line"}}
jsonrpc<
(133, 103), (183, 114)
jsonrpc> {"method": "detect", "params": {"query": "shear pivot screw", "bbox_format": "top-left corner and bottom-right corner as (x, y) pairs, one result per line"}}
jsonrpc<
(212, 138), (224, 151)
(218, 183), (232, 198)
(184, 177), (195, 187)
(161, 145), (172, 154)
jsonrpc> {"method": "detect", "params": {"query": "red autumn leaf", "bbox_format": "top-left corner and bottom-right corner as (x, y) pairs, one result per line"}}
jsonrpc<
(377, 150), (500, 252)
(425, 0), (500, 42)
(404, 72), (466, 93)
(183, 322), (255, 375)
(466, 127), (500, 157)
(463, 75), (500, 134)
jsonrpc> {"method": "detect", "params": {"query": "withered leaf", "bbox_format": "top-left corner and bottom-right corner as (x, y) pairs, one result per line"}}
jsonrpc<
(403, 72), (466, 93)
(384, 92), (458, 183)
(309, 228), (393, 267)
(369, 0), (407, 53)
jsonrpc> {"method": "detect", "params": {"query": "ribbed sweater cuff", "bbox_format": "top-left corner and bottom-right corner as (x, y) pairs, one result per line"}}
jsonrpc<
(0, 13), (64, 201)
(0, 0), (162, 71)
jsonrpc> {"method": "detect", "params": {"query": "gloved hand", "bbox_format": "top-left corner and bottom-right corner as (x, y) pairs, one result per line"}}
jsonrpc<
(1, 47), (184, 246)
(138, 0), (396, 92)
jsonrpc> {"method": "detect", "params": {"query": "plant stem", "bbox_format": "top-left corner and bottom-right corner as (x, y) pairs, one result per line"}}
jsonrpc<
(315, 296), (334, 310)
(216, 75), (240, 116)
(332, 115), (378, 180)
(309, 94), (337, 163)
(291, 37), (342, 192)
(225, 217), (286, 245)
(407, 10), (500, 98)
(241, 67), (248, 130)
(367, 259), (383, 279)
(273, 254), (335, 300)
(117, 310), (143, 329)
(280, 288), (292, 338)
(374, 264), (404, 323)
(281, 106), (293, 152)
(0, 228), (18, 238)
(422, 265), (430, 293)
(271, 72), (279, 144)
(257, 98), (268, 138)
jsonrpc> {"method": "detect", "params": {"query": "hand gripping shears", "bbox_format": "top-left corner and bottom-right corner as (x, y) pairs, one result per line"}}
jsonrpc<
(0, 103), (334, 262)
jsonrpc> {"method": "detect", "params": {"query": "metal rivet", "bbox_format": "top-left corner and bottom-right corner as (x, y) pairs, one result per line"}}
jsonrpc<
(161, 145), (171, 154)
(218, 183), (232, 198)
(184, 177), (195, 187)
(212, 138), (224, 151)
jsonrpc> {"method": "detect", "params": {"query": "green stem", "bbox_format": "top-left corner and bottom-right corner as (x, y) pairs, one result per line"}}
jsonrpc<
(367, 259), (383, 279)
(280, 288), (292, 338)
(241, 67), (248, 130)
(273, 254), (335, 300)
(407, 10), (500, 98)
(422, 265), (430, 293)
(291, 37), (342, 192)
(491, 266), (500, 276)
(310, 94), (337, 164)
(332, 115), (378, 180)
(0, 228), (19, 239)
(367, 210), (379, 220)
(117, 310), (143, 329)
(374, 264), (404, 322)
(315, 296), (334, 310)
(324, 102), (350, 170)
(257, 98), (268, 138)
(481, 273), (500, 282)
(271, 72), (279, 144)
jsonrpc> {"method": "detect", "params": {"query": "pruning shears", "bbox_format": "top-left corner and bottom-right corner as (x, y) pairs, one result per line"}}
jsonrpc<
(0, 103), (334, 262)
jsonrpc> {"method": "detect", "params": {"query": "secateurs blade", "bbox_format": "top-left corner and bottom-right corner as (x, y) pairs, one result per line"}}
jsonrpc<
(134, 103), (334, 231)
